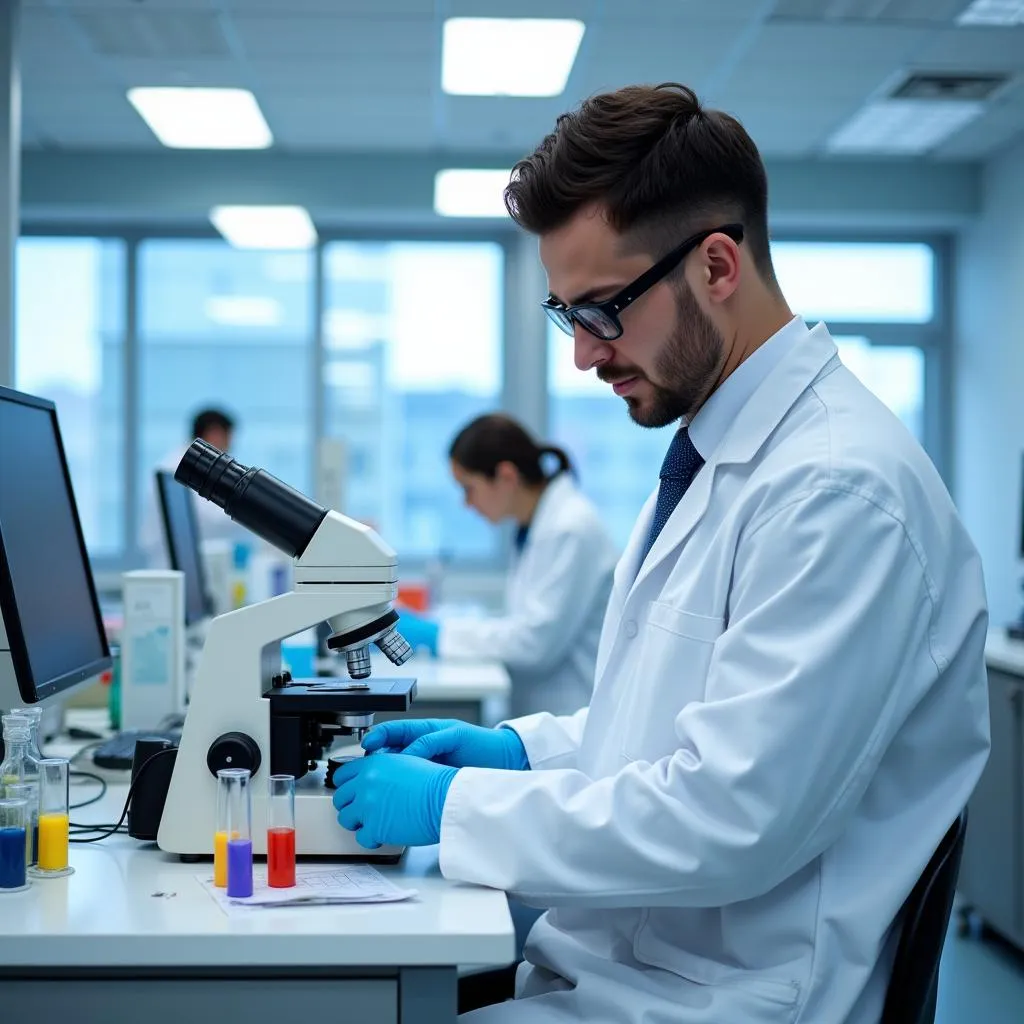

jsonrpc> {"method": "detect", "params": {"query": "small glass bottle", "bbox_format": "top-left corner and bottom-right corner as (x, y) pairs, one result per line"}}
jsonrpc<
(30, 758), (73, 878)
(0, 715), (40, 866)
(11, 707), (44, 760)
(4, 784), (36, 872)
(0, 797), (30, 893)
(220, 768), (252, 898)
(267, 774), (296, 888)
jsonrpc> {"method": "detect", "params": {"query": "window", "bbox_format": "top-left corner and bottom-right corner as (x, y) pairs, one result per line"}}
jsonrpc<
(137, 241), (314, 541)
(547, 322), (667, 551)
(322, 241), (503, 562)
(835, 336), (925, 443)
(771, 241), (934, 324)
(15, 237), (126, 558)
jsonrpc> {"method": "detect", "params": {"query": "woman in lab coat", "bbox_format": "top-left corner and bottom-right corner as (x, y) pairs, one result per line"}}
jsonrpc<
(399, 413), (618, 719)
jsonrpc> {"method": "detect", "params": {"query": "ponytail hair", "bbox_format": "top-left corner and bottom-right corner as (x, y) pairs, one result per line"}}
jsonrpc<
(448, 413), (574, 486)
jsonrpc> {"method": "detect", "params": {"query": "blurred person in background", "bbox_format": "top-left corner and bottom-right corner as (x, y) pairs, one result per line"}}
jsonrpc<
(140, 407), (245, 565)
(399, 412), (617, 718)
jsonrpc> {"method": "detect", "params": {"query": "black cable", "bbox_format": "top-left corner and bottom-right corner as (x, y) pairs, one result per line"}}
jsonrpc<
(70, 747), (177, 844)
(69, 769), (107, 809)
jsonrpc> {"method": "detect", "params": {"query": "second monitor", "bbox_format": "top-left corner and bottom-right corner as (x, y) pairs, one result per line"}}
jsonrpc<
(155, 469), (213, 628)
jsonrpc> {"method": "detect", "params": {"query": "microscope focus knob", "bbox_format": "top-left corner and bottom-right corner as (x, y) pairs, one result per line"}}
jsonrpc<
(207, 732), (262, 778)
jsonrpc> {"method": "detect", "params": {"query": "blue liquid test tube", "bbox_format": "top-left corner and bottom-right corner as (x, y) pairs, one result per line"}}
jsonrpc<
(0, 797), (30, 893)
(221, 768), (253, 898)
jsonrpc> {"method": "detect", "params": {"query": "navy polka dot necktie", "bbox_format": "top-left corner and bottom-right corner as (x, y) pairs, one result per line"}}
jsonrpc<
(642, 426), (704, 561)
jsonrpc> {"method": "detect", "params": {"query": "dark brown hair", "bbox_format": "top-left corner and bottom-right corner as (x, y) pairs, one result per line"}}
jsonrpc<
(449, 413), (572, 486)
(191, 407), (235, 439)
(504, 82), (776, 281)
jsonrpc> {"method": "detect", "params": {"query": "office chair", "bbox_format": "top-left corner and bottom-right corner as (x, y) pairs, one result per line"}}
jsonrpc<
(880, 810), (968, 1024)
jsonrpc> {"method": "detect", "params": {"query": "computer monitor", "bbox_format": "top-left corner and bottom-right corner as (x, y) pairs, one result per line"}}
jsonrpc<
(0, 385), (112, 707)
(155, 469), (213, 627)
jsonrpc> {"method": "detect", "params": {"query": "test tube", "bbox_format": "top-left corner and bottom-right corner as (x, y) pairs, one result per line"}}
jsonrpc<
(214, 769), (230, 888)
(221, 768), (253, 898)
(267, 774), (296, 888)
(30, 759), (73, 878)
(0, 798), (29, 892)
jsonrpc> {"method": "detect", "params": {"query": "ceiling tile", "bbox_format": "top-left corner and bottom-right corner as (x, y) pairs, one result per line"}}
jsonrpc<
(231, 14), (436, 59)
(247, 56), (435, 95)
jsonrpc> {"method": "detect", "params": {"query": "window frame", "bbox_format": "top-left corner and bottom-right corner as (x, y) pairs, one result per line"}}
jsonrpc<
(18, 222), (954, 575)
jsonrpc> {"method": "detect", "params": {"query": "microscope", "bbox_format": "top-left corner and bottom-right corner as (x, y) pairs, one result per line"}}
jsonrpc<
(156, 440), (417, 861)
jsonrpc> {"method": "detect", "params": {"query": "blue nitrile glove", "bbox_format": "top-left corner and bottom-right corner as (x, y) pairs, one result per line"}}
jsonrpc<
(332, 753), (457, 849)
(362, 718), (529, 771)
(398, 610), (439, 656)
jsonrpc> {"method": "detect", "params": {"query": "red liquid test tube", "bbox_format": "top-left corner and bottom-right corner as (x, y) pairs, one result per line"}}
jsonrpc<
(267, 774), (296, 888)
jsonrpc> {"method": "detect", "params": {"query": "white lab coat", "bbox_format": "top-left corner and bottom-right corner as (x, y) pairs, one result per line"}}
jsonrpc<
(440, 321), (991, 1024)
(139, 445), (247, 566)
(438, 473), (617, 718)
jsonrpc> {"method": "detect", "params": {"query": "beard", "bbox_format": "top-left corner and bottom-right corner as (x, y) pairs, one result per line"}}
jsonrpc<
(598, 282), (725, 428)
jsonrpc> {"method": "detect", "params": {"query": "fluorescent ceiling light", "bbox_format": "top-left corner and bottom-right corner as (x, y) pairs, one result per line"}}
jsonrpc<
(957, 0), (1024, 25)
(127, 87), (272, 149)
(442, 18), (585, 96)
(204, 296), (283, 327)
(826, 99), (984, 155)
(434, 169), (512, 218)
(210, 206), (317, 250)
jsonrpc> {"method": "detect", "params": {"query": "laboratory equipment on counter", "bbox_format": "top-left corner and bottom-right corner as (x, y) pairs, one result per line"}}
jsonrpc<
(267, 774), (296, 888)
(221, 767), (253, 898)
(0, 715), (39, 866)
(157, 441), (417, 861)
(31, 758), (72, 877)
(0, 797), (29, 892)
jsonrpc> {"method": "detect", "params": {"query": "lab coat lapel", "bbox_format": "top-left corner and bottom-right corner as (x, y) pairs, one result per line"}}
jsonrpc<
(626, 322), (841, 597)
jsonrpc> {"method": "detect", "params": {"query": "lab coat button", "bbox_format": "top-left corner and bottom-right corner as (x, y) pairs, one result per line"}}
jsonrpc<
(624, 620), (639, 639)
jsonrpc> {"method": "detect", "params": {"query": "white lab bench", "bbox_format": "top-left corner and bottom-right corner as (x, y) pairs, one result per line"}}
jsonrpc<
(958, 628), (1024, 953)
(0, 782), (515, 1023)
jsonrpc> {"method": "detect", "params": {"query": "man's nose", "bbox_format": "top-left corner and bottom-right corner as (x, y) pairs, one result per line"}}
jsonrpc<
(574, 323), (610, 372)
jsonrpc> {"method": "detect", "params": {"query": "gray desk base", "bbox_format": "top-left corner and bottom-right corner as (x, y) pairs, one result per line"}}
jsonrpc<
(0, 966), (455, 1024)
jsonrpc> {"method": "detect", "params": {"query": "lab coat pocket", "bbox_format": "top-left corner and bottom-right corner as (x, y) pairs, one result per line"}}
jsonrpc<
(635, 913), (801, 1019)
(620, 603), (724, 763)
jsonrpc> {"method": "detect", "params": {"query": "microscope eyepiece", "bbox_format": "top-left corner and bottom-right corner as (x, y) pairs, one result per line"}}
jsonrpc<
(175, 440), (328, 559)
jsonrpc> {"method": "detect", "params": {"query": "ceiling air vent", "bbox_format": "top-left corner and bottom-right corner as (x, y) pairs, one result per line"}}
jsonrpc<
(890, 72), (1008, 102)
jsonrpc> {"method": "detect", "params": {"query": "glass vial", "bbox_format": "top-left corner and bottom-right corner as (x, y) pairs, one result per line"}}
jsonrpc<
(30, 758), (73, 878)
(214, 768), (230, 888)
(4, 784), (36, 873)
(267, 774), (296, 888)
(0, 715), (40, 866)
(0, 797), (30, 892)
(221, 768), (252, 898)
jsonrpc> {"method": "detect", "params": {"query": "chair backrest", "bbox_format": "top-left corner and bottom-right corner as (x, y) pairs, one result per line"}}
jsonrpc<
(880, 810), (968, 1024)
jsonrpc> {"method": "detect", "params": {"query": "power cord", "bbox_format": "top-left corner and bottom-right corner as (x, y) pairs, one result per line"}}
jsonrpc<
(70, 747), (177, 844)
(69, 769), (107, 810)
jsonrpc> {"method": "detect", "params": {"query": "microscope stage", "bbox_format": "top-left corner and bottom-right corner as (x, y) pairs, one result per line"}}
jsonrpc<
(264, 677), (416, 713)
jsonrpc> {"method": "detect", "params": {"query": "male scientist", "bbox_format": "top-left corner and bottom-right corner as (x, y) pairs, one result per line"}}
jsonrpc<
(332, 83), (991, 1024)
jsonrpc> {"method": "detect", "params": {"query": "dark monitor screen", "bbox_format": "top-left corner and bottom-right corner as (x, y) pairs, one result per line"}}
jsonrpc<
(155, 470), (212, 626)
(0, 386), (111, 704)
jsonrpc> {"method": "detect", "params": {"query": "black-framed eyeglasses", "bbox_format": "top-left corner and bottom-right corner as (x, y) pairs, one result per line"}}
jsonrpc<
(542, 222), (745, 342)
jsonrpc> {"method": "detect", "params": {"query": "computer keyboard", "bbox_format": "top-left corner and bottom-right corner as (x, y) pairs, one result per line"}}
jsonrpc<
(92, 729), (180, 771)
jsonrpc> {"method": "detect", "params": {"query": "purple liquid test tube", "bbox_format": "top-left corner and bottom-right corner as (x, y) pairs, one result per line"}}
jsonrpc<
(221, 768), (253, 898)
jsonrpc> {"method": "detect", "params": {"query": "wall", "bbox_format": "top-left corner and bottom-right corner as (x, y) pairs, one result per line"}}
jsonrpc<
(20, 149), (981, 231)
(954, 135), (1024, 628)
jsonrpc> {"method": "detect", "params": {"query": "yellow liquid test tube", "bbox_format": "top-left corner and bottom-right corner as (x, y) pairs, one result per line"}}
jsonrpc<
(214, 830), (228, 887)
(37, 813), (69, 871)
(29, 759), (73, 878)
